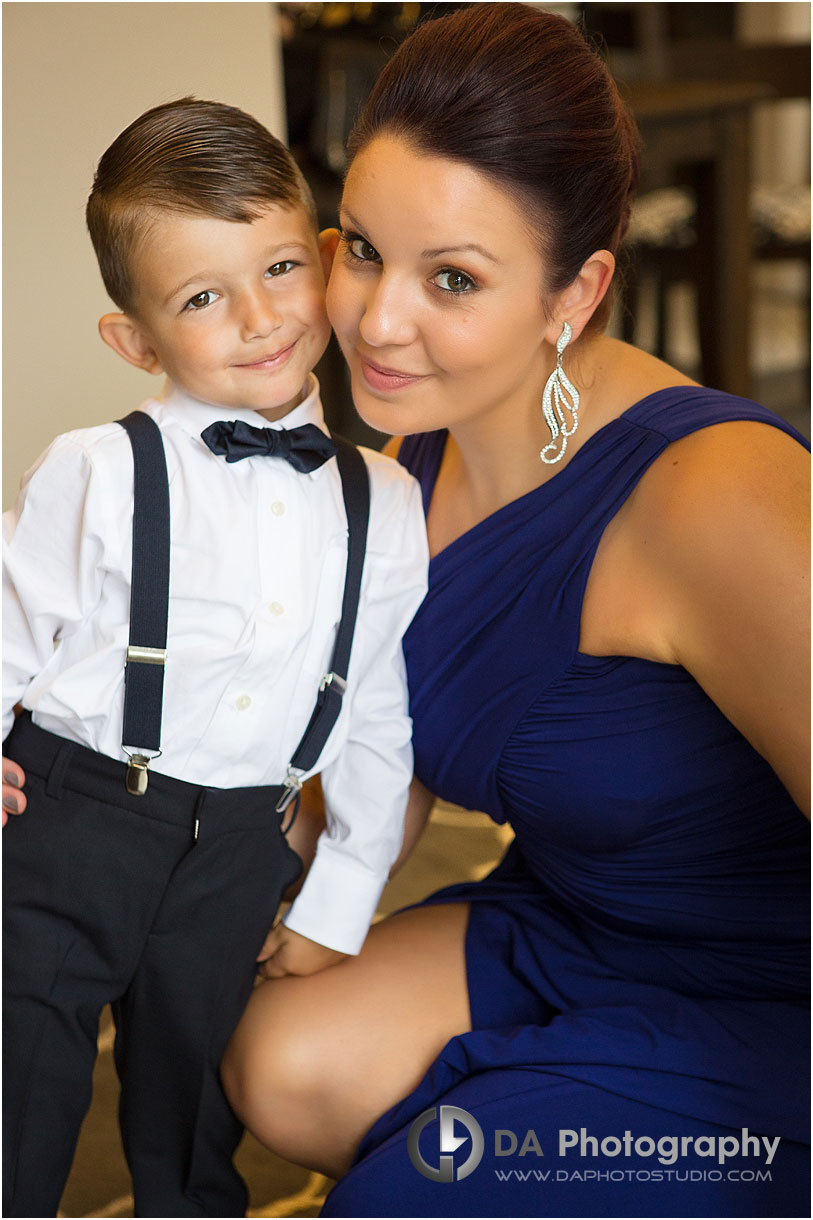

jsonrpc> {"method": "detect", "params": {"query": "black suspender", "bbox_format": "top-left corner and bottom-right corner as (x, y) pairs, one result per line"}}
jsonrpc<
(116, 413), (370, 808)
(118, 412), (170, 794)
(283, 437), (369, 776)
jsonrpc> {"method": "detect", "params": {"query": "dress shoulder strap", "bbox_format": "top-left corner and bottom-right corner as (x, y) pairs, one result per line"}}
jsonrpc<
(624, 386), (810, 451)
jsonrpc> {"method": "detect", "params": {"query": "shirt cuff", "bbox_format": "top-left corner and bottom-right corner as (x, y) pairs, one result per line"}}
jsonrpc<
(282, 848), (388, 955)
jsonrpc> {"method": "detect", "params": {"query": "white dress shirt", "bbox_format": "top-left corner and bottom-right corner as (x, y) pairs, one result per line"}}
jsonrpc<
(3, 375), (428, 953)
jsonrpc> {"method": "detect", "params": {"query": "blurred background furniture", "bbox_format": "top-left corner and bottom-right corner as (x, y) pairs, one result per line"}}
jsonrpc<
(623, 76), (774, 399)
(616, 27), (809, 401)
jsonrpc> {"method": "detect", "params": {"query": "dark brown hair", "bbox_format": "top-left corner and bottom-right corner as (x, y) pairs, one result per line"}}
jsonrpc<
(347, 3), (640, 330)
(86, 97), (317, 314)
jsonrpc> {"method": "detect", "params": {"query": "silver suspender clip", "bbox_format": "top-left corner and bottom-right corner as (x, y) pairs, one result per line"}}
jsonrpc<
(123, 747), (162, 796)
(275, 768), (303, 814)
(276, 768), (304, 835)
(319, 671), (347, 696)
(123, 644), (167, 794)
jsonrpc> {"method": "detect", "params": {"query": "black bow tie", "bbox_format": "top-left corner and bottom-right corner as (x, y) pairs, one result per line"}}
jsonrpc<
(200, 420), (337, 473)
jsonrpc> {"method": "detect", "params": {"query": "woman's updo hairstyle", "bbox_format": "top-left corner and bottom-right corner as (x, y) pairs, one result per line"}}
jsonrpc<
(346, 2), (640, 332)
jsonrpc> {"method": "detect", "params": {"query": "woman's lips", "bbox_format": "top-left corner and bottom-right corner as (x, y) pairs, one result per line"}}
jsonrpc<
(236, 341), (296, 372)
(359, 356), (427, 392)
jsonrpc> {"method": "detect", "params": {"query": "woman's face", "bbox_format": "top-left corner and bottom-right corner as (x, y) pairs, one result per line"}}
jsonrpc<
(326, 134), (559, 438)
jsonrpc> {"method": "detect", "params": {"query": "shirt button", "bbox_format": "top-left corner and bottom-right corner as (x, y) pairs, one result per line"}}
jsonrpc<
(269, 601), (284, 617)
(270, 501), (286, 516)
(236, 694), (252, 711)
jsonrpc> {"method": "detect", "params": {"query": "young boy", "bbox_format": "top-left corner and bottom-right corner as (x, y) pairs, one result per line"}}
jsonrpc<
(2, 98), (427, 1218)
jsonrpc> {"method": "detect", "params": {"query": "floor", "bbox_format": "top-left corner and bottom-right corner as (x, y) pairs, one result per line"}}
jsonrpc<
(53, 262), (809, 1218)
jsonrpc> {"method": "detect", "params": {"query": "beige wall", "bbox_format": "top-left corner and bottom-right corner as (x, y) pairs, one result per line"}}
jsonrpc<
(3, 2), (286, 506)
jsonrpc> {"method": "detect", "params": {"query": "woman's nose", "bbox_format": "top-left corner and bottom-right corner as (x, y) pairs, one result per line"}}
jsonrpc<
(358, 275), (418, 348)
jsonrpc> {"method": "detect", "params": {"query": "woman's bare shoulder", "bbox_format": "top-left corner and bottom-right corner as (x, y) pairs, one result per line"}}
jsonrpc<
(596, 337), (698, 407)
(637, 414), (808, 526)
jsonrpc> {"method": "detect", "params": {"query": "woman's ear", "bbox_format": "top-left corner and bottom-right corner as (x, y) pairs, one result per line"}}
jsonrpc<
(98, 314), (164, 375)
(546, 250), (615, 345)
(318, 228), (341, 281)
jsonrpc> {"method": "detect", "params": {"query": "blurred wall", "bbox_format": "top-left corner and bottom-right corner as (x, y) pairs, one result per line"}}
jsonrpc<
(3, 2), (286, 507)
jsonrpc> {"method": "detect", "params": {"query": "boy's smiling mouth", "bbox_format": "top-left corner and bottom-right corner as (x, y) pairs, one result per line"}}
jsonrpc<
(234, 340), (297, 371)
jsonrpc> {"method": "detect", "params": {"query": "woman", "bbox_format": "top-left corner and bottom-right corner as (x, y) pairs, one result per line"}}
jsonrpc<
(222, 6), (810, 1216)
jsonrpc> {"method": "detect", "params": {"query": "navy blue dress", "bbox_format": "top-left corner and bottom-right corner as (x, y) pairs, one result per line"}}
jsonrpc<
(322, 388), (810, 1218)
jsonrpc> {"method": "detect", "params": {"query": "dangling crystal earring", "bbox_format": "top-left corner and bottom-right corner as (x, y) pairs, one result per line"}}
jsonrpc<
(540, 321), (580, 465)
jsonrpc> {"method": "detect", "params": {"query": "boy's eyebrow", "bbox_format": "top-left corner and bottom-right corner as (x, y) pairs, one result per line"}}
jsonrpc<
(339, 209), (499, 264)
(162, 242), (315, 306)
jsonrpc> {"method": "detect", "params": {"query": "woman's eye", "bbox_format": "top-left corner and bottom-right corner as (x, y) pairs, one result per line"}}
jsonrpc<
(345, 236), (381, 263)
(266, 261), (296, 277)
(434, 269), (476, 294)
(184, 290), (217, 311)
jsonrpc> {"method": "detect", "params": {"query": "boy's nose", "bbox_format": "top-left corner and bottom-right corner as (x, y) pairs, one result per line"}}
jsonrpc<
(358, 276), (418, 348)
(238, 292), (282, 340)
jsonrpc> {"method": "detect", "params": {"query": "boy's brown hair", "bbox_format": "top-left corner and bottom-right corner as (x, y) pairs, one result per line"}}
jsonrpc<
(86, 97), (317, 315)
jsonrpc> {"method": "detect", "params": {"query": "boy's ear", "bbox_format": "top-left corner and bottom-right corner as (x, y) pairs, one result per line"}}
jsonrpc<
(98, 313), (164, 375)
(318, 228), (341, 281)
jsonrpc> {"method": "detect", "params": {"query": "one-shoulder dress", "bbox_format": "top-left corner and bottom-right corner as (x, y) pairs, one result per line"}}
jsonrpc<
(322, 388), (810, 1218)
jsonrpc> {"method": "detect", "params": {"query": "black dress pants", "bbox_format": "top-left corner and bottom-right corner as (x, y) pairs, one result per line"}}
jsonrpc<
(3, 714), (302, 1218)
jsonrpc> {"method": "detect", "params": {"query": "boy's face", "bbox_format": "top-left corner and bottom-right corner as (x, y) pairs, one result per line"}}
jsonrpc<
(113, 204), (332, 420)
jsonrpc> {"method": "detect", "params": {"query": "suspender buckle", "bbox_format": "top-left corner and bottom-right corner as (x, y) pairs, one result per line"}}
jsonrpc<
(319, 671), (347, 696)
(276, 769), (304, 835)
(125, 754), (151, 796)
(275, 769), (303, 814)
(123, 748), (161, 796)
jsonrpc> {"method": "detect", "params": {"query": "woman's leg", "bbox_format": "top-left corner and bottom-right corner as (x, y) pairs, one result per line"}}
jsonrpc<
(221, 902), (471, 1178)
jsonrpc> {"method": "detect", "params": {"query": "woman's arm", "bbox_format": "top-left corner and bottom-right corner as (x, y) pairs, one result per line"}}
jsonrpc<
(634, 420), (810, 814)
(390, 774), (435, 873)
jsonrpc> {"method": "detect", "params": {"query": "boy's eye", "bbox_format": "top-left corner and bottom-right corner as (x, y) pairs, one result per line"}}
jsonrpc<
(266, 260), (296, 277)
(184, 291), (217, 311)
(433, 269), (476, 294)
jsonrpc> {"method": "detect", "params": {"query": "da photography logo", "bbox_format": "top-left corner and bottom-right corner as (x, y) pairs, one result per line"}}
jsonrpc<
(408, 1105), (485, 1182)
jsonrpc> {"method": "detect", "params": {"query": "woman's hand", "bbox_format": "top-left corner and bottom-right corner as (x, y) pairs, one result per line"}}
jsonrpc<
(2, 757), (26, 825)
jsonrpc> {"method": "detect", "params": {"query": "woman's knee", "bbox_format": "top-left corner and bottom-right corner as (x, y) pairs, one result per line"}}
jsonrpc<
(222, 985), (327, 1143)
(221, 905), (472, 1162)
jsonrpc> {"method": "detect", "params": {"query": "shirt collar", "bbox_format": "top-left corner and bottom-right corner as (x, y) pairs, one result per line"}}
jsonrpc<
(154, 372), (328, 441)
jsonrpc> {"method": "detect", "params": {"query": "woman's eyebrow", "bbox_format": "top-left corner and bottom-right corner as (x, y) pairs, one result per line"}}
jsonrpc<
(421, 243), (501, 263)
(338, 208), (365, 231)
(340, 208), (500, 265)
